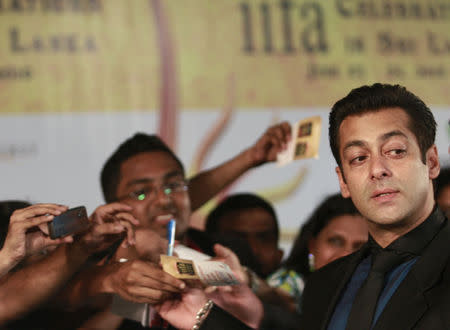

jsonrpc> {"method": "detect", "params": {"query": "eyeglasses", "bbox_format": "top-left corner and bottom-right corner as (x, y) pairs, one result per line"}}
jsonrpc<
(121, 180), (188, 202)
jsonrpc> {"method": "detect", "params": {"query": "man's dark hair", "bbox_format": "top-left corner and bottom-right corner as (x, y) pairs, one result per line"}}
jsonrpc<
(283, 193), (360, 278)
(436, 166), (450, 198)
(205, 193), (279, 239)
(329, 83), (436, 167)
(0, 200), (31, 249)
(101, 133), (184, 203)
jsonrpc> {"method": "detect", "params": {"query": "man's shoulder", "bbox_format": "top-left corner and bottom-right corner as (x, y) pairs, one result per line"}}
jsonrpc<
(420, 217), (450, 264)
(416, 217), (450, 280)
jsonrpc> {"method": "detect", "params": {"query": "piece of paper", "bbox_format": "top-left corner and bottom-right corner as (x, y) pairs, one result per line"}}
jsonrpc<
(161, 255), (200, 280)
(277, 116), (322, 167)
(173, 244), (211, 261)
(195, 259), (240, 286)
(160, 255), (239, 286)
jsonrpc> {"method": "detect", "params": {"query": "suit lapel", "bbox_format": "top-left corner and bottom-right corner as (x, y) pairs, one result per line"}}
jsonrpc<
(373, 219), (450, 330)
(300, 247), (367, 330)
(319, 247), (369, 330)
(372, 269), (427, 330)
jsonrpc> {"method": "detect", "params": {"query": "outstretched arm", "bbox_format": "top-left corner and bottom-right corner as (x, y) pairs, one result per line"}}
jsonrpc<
(156, 288), (254, 330)
(0, 202), (139, 324)
(0, 242), (90, 325)
(59, 258), (186, 309)
(188, 122), (292, 210)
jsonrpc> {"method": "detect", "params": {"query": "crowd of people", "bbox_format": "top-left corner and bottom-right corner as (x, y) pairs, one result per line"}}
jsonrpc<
(0, 83), (449, 329)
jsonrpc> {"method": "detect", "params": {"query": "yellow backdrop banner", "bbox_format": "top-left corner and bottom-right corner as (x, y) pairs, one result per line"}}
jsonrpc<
(1, 0), (449, 112)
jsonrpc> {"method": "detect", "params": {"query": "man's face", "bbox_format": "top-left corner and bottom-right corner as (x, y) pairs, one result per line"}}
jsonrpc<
(217, 207), (283, 276)
(336, 108), (440, 234)
(115, 151), (191, 240)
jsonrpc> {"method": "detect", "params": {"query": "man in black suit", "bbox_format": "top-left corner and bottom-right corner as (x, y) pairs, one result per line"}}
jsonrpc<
(300, 83), (449, 330)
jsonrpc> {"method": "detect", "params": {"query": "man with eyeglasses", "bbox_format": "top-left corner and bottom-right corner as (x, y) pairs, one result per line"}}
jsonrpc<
(101, 135), (193, 242)
(100, 126), (290, 246)
(61, 125), (291, 328)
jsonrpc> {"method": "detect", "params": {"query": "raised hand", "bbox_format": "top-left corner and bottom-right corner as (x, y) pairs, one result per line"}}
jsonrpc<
(77, 202), (140, 254)
(247, 121), (292, 167)
(211, 243), (246, 282)
(207, 244), (264, 328)
(1, 204), (71, 267)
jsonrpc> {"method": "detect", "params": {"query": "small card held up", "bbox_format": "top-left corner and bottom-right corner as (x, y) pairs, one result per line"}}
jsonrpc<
(160, 255), (239, 286)
(277, 116), (322, 167)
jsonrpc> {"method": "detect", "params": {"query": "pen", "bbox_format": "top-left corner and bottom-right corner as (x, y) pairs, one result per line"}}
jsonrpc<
(142, 220), (176, 327)
(167, 219), (176, 256)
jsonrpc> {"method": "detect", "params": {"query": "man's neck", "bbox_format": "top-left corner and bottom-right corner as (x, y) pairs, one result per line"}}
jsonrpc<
(369, 206), (435, 248)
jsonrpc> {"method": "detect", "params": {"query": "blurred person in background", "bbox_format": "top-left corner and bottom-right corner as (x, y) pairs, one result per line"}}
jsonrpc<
(205, 193), (283, 278)
(206, 193), (300, 329)
(435, 166), (450, 217)
(267, 193), (368, 312)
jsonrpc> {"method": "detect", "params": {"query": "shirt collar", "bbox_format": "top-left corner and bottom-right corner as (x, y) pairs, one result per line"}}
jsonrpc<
(368, 206), (446, 256)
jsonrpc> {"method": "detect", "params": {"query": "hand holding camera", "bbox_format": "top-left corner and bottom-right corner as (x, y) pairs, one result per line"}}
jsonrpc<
(0, 203), (73, 273)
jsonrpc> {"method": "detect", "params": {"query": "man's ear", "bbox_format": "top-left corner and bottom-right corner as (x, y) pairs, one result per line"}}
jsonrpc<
(426, 145), (440, 180)
(336, 166), (351, 198)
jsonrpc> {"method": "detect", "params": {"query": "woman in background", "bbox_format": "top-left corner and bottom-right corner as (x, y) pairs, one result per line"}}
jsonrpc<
(267, 193), (368, 312)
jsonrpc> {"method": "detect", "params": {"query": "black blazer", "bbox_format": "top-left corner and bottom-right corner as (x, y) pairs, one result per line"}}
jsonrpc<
(299, 215), (450, 330)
